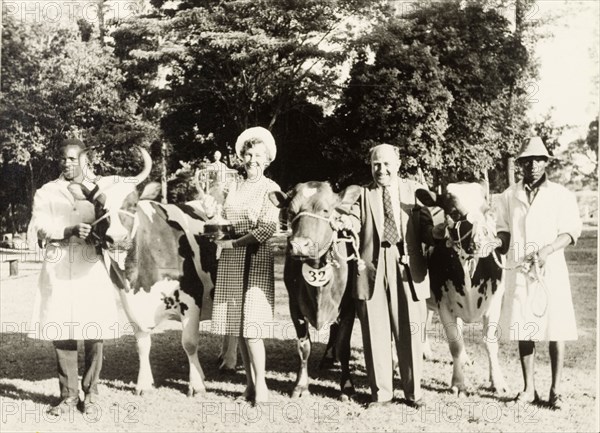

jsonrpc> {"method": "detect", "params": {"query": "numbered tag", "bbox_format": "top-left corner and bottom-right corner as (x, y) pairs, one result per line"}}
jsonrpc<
(302, 263), (333, 287)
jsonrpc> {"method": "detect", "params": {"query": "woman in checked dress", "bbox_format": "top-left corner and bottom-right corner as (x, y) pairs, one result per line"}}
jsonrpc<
(211, 127), (281, 403)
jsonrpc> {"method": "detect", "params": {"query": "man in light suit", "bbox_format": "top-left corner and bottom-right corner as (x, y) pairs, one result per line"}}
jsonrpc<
(349, 144), (434, 408)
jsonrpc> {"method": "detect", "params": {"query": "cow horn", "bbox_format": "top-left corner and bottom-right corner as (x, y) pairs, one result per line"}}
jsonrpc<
(132, 147), (152, 185)
(193, 168), (206, 199)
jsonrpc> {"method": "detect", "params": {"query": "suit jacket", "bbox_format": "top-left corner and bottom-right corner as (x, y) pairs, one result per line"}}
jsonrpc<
(350, 177), (432, 302)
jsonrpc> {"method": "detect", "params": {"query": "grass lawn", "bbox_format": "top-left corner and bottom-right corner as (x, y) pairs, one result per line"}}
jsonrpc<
(0, 229), (597, 432)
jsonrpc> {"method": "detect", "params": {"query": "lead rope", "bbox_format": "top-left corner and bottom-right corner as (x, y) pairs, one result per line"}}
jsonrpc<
(290, 211), (365, 270)
(491, 249), (548, 318)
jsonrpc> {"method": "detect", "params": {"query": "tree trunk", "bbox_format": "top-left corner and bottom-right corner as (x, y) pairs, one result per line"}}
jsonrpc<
(97, 0), (106, 45)
(161, 141), (168, 204)
(507, 157), (516, 186)
(8, 202), (15, 234)
(28, 160), (35, 213)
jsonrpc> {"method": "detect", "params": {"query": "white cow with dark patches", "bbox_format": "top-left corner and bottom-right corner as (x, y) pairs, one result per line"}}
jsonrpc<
(417, 182), (508, 397)
(69, 149), (223, 396)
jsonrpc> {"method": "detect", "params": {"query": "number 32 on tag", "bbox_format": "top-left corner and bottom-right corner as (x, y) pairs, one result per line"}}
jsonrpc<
(302, 263), (333, 286)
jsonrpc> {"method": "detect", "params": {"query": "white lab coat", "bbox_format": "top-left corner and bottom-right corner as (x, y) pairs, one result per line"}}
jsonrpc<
(495, 179), (582, 341)
(28, 177), (119, 340)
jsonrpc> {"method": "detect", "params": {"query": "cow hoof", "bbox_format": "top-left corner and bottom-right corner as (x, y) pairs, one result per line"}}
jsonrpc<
(451, 386), (469, 398)
(187, 388), (207, 398)
(219, 365), (237, 374)
(340, 379), (356, 401)
(340, 389), (356, 402)
(319, 356), (337, 370)
(291, 387), (310, 398)
(490, 384), (509, 395)
(135, 387), (155, 396)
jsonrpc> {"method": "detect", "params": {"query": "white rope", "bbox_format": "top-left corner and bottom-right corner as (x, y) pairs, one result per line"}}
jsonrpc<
(492, 250), (548, 318)
(288, 211), (364, 269)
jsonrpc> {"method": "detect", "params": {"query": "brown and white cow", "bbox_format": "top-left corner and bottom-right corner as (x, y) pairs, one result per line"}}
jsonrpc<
(269, 182), (361, 399)
(69, 148), (222, 396)
(416, 182), (508, 397)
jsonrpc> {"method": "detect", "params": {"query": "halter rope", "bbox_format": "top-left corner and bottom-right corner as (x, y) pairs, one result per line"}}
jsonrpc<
(290, 211), (364, 269)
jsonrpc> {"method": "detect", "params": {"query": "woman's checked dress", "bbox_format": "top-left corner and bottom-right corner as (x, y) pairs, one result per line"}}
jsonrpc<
(211, 176), (281, 338)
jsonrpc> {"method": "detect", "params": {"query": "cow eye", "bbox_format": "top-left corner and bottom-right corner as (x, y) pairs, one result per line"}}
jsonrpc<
(449, 209), (461, 221)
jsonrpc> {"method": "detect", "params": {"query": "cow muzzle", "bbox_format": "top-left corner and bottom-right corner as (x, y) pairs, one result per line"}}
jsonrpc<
(289, 237), (321, 259)
(104, 226), (133, 251)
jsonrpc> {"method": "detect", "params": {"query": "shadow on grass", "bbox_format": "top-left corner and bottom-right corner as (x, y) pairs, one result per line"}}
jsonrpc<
(0, 382), (57, 406)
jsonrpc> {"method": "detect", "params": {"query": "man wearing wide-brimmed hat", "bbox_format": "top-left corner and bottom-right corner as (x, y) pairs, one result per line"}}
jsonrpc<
(494, 136), (582, 410)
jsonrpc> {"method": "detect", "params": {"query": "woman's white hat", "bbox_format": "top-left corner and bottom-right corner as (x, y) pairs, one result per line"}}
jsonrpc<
(516, 136), (552, 160)
(235, 127), (277, 161)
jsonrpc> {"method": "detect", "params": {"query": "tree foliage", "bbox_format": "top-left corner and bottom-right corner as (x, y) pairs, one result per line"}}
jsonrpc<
(1, 0), (549, 232)
(110, 0), (378, 190)
(329, 0), (533, 189)
(0, 17), (155, 231)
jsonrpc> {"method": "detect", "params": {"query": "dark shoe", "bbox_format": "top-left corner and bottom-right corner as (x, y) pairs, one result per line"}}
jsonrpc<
(405, 398), (425, 409)
(82, 394), (99, 415)
(514, 390), (539, 404)
(549, 392), (566, 410)
(47, 397), (78, 417)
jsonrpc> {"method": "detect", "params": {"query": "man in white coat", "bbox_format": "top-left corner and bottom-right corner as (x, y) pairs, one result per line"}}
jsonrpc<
(494, 136), (582, 410)
(28, 139), (118, 416)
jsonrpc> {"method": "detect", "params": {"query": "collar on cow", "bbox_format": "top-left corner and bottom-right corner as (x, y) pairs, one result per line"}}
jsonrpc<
(291, 211), (335, 226)
(289, 210), (364, 269)
(290, 211), (339, 258)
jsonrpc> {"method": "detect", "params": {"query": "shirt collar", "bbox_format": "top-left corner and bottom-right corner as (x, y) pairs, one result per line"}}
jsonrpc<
(523, 173), (547, 192)
(377, 176), (399, 190)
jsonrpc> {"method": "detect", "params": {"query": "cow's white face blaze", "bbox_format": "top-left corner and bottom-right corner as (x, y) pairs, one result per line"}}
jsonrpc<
(68, 147), (155, 254)
(96, 178), (140, 250)
(420, 182), (497, 259)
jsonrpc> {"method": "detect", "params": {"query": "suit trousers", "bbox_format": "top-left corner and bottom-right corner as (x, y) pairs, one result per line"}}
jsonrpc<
(53, 339), (103, 399)
(356, 246), (426, 402)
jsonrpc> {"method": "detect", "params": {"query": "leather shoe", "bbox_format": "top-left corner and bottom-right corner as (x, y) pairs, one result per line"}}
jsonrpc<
(47, 397), (79, 417)
(405, 398), (425, 409)
(82, 394), (99, 415)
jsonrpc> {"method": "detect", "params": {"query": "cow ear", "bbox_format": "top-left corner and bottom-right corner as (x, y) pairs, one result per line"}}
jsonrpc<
(415, 188), (437, 207)
(140, 182), (161, 200)
(269, 190), (289, 208)
(336, 185), (361, 214)
(68, 183), (92, 201)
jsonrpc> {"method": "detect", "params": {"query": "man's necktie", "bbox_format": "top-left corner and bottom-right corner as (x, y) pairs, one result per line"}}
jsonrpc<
(382, 186), (399, 245)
